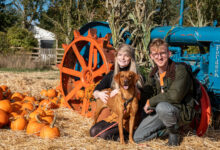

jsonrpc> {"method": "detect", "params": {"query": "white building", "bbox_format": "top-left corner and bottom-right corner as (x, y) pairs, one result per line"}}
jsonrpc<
(31, 25), (57, 48)
(30, 25), (58, 65)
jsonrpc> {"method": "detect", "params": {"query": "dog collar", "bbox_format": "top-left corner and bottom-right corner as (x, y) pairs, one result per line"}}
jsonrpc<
(122, 92), (135, 112)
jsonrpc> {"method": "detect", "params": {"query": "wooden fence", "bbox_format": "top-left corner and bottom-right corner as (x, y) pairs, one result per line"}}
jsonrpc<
(14, 47), (64, 66)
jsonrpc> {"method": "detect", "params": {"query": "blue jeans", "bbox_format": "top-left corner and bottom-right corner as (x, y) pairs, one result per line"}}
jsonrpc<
(134, 102), (180, 143)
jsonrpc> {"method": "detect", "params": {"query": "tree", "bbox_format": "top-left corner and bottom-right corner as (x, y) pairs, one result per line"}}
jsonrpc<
(38, 0), (79, 44)
(38, 0), (107, 45)
(0, 0), (20, 32)
(10, 0), (46, 29)
(154, 0), (179, 26)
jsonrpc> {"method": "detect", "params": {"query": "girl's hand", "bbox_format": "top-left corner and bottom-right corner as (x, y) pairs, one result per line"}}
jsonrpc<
(93, 90), (109, 104)
(110, 89), (119, 98)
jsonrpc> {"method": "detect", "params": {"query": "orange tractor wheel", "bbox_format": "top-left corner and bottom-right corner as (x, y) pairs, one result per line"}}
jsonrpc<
(57, 29), (115, 117)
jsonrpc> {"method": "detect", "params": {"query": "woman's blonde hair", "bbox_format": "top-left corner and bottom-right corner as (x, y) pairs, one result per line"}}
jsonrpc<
(111, 44), (144, 89)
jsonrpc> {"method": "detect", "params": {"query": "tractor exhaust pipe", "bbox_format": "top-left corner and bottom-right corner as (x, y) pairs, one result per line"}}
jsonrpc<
(179, 0), (184, 26)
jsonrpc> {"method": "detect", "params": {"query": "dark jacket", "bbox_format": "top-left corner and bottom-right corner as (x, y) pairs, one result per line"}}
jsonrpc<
(143, 59), (196, 125)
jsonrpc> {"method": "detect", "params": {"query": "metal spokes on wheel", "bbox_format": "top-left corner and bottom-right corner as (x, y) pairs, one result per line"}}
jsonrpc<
(58, 29), (115, 116)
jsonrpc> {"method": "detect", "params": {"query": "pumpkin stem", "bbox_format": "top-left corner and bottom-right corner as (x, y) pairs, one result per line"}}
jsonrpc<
(9, 117), (15, 121)
(35, 113), (48, 124)
(25, 108), (34, 120)
(35, 114), (42, 123)
(32, 102), (36, 110)
(50, 113), (56, 128)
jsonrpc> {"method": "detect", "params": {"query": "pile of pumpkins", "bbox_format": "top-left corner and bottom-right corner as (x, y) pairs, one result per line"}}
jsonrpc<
(0, 85), (66, 139)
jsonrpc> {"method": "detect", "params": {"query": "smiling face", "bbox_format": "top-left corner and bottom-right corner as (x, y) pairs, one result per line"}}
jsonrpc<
(116, 51), (131, 68)
(150, 45), (171, 69)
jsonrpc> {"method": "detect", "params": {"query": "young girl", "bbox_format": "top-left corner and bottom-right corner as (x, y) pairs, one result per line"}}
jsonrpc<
(90, 44), (144, 141)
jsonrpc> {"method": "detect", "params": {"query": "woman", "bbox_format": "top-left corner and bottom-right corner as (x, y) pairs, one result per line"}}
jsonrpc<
(90, 44), (144, 141)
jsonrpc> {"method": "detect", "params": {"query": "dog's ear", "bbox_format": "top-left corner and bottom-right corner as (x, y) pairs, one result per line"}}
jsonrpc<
(114, 72), (120, 84)
(134, 73), (140, 84)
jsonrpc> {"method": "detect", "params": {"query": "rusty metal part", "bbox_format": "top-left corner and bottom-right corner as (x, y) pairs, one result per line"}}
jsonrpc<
(57, 29), (115, 117)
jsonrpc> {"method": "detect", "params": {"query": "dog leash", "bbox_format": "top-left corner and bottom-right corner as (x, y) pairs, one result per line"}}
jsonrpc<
(94, 122), (118, 138)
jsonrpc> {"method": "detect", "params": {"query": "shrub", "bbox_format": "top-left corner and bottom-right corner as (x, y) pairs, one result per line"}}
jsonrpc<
(7, 26), (38, 51)
(0, 32), (9, 53)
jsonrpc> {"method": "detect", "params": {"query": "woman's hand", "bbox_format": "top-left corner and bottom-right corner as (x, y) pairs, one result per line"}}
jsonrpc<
(110, 89), (119, 98)
(93, 90), (109, 104)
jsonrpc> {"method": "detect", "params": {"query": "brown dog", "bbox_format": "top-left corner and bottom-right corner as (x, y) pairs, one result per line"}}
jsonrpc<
(93, 71), (139, 144)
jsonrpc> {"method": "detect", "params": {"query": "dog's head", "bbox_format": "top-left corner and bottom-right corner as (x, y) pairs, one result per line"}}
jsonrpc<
(114, 71), (139, 90)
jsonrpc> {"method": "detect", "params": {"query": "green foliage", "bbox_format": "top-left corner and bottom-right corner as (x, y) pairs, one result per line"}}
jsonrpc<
(154, 0), (179, 25)
(38, 0), (107, 45)
(12, 0), (46, 29)
(105, 0), (133, 47)
(0, 0), (20, 32)
(185, 0), (220, 27)
(106, 0), (157, 70)
(138, 65), (150, 81)
(0, 32), (9, 53)
(127, 0), (157, 68)
(185, 46), (208, 54)
(7, 26), (38, 51)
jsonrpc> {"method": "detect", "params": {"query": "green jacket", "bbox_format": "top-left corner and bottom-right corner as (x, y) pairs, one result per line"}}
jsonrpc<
(143, 59), (195, 125)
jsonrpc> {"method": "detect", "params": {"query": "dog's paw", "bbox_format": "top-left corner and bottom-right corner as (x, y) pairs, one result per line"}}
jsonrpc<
(129, 140), (135, 144)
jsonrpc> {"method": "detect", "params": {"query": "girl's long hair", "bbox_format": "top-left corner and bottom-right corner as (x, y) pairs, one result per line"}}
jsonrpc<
(111, 44), (144, 89)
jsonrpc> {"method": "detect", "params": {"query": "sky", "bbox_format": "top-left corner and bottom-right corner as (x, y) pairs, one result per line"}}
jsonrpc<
(5, 0), (49, 11)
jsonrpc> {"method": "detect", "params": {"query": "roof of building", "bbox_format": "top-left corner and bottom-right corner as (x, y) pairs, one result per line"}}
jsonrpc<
(31, 25), (56, 41)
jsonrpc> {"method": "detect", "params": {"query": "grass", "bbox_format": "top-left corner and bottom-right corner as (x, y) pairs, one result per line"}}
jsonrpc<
(0, 67), (56, 72)
(0, 53), (56, 71)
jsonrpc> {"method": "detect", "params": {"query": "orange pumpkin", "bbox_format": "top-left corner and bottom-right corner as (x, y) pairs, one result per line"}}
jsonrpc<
(50, 97), (59, 109)
(28, 109), (46, 121)
(26, 115), (47, 136)
(0, 89), (3, 100)
(23, 96), (36, 103)
(10, 116), (27, 130)
(0, 85), (11, 99)
(11, 103), (22, 112)
(40, 89), (48, 97)
(41, 115), (53, 124)
(39, 99), (54, 110)
(0, 99), (12, 113)
(21, 102), (34, 112)
(0, 109), (9, 128)
(9, 112), (20, 118)
(0, 85), (8, 91)
(40, 114), (60, 138)
(11, 92), (24, 101)
(47, 89), (57, 98)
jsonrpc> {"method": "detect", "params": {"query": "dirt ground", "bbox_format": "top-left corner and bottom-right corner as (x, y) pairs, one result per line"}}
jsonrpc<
(0, 70), (219, 150)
